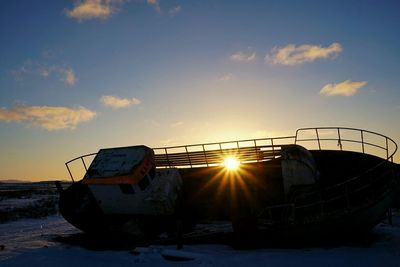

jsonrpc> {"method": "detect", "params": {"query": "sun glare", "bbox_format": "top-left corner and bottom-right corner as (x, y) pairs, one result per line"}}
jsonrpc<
(224, 157), (240, 170)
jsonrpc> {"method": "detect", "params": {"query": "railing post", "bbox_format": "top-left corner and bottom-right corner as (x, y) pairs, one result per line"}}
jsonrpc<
(219, 143), (223, 165)
(315, 129), (321, 150)
(202, 144), (209, 167)
(337, 128), (342, 150)
(361, 130), (365, 154)
(81, 157), (88, 171)
(253, 140), (258, 162)
(271, 138), (275, 159)
(237, 141), (242, 161)
(164, 148), (170, 167)
(386, 138), (389, 160)
(65, 163), (75, 183)
(185, 146), (192, 168)
(294, 129), (299, 144)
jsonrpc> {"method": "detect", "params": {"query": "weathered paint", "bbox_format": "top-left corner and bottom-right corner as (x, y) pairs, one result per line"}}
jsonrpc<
(89, 168), (182, 215)
(82, 146), (155, 185)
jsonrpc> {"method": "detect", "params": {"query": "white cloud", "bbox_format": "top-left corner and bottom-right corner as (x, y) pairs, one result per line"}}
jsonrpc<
(100, 95), (141, 109)
(218, 73), (233, 82)
(230, 50), (256, 62)
(65, 0), (125, 21)
(169, 5), (181, 16)
(320, 80), (367, 96)
(0, 104), (96, 130)
(147, 0), (161, 13)
(267, 42), (342, 65)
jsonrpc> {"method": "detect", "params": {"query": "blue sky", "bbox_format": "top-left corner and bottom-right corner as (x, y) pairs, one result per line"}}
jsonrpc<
(0, 0), (399, 180)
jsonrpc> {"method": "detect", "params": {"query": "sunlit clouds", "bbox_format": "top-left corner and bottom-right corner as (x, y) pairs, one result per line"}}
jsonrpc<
(62, 68), (77, 86)
(320, 80), (367, 96)
(100, 95), (141, 109)
(65, 0), (179, 20)
(230, 49), (256, 62)
(147, 0), (161, 13)
(267, 43), (342, 65)
(65, 0), (125, 21)
(39, 66), (77, 86)
(0, 104), (96, 130)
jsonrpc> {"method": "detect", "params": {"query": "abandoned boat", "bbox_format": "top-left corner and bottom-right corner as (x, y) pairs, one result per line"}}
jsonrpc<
(58, 127), (400, 242)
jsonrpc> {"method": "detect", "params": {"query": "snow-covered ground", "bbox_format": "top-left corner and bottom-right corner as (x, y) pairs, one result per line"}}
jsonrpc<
(1, 214), (400, 266)
(0, 182), (62, 222)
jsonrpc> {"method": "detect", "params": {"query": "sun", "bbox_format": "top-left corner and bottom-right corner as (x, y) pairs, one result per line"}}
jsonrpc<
(224, 157), (240, 171)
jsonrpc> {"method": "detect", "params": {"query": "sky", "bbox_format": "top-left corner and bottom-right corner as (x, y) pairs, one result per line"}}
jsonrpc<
(0, 0), (399, 181)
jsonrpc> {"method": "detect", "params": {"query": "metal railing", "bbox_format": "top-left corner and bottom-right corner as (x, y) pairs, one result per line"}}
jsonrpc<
(257, 127), (399, 224)
(65, 126), (398, 203)
(152, 136), (294, 168)
(64, 136), (295, 182)
(65, 153), (97, 182)
(295, 127), (397, 162)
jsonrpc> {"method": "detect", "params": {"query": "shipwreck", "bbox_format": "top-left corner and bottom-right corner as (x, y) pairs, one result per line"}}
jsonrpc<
(58, 127), (400, 244)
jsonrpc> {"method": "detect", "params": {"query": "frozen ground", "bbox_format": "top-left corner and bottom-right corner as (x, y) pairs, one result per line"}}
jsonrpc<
(1, 214), (400, 266)
(0, 182), (66, 222)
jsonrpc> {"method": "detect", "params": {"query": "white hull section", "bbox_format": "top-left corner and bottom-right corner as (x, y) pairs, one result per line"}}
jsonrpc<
(89, 168), (182, 215)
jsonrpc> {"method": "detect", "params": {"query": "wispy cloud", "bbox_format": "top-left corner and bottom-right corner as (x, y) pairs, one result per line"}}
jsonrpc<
(147, 119), (161, 127)
(218, 73), (234, 82)
(62, 68), (76, 86)
(320, 80), (367, 96)
(12, 55), (77, 86)
(147, 0), (161, 13)
(266, 42), (342, 65)
(169, 5), (181, 16)
(65, 0), (125, 21)
(100, 95), (141, 109)
(39, 66), (77, 86)
(0, 104), (96, 130)
(11, 60), (33, 81)
(230, 49), (256, 62)
(171, 121), (183, 127)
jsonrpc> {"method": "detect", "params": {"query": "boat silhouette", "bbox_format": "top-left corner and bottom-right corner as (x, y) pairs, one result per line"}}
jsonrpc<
(58, 127), (399, 244)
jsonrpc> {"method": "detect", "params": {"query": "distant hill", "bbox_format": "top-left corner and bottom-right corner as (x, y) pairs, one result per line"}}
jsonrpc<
(0, 179), (32, 184)
(0, 179), (71, 184)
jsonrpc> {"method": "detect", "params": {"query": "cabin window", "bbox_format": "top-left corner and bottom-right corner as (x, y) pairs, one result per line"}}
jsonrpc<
(138, 176), (150, 191)
(119, 184), (135, 194)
